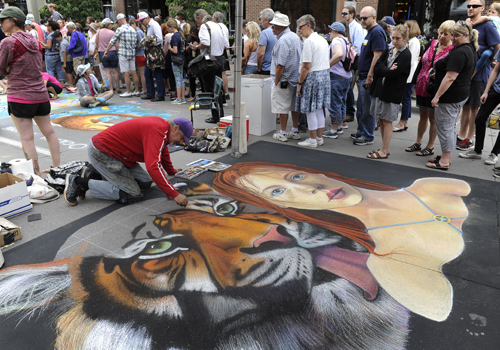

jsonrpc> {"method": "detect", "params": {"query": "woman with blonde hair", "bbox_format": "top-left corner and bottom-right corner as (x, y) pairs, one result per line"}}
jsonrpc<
(166, 19), (186, 104)
(242, 21), (261, 75)
(393, 20), (421, 132)
(428, 21), (478, 170)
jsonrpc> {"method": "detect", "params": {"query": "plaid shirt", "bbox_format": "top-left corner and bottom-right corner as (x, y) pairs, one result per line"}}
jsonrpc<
(109, 24), (137, 60)
(271, 28), (302, 85)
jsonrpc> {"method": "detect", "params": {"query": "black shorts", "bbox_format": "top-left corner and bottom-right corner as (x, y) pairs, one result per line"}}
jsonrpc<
(222, 50), (230, 71)
(8, 100), (51, 119)
(46, 81), (63, 94)
(64, 61), (74, 74)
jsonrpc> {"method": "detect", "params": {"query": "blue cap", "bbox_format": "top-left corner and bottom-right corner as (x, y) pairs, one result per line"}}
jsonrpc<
(328, 22), (346, 35)
(382, 16), (396, 26)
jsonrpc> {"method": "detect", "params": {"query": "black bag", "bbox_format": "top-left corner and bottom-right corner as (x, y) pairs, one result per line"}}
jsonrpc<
(171, 54), (184, 66)
(188, 24), (217, 77)
(72, 33), (84, 54)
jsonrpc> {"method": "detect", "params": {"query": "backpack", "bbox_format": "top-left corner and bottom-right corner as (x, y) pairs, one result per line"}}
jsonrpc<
(45, 161), (95, 193)
(340, 37), (359, 72)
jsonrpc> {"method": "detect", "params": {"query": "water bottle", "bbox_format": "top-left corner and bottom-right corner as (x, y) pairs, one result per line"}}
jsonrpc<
(0, 162), (12, 174)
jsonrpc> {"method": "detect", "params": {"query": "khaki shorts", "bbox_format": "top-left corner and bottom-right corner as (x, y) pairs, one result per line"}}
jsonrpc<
(271, 83), (296, 114)
(119, 56), (136, 73)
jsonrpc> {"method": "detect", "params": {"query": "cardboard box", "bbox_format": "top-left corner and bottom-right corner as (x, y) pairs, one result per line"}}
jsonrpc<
(220, 115), (250, 140)
(0, 173), (33, 219)
(0, 217), (22, 247)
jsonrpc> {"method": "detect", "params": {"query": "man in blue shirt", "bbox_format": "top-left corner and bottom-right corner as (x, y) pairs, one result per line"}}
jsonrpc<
(257, 8), (277, 75)
(457, 0), (500, 150)
(67, 22), (88, 74)
(351, 6), (387, 145)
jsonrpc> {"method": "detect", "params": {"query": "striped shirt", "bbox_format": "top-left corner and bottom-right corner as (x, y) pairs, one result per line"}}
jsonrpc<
(109, 23), (138, 59)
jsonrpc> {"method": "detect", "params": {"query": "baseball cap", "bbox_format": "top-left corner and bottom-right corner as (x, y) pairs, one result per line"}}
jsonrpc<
(25, 20), (33, 26)
(26, 13), (35, 21)
(382, 16), (396, 26)
(0, 6), (27, 24)
(116, 13), (125, 20)
(173, 118), (193, 144)
(269, 13), (290, 27)
(328, 22), (346, 36)
(136, 12), (149, 21)
(101, 18), (113, 26)
(76, 63), (92, 76)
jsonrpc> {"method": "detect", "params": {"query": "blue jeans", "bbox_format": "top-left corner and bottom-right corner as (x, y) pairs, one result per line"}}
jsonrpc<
(401, 83), (415, 121)
(87, 141), (152, 201)
(476, 47), (493, 72)
(356, 79), (375, 141)
(328, 73), (352, 125)
(45, 54), (65, 81)
(244, 65), (258, 75)
(145, 62), (165, 98)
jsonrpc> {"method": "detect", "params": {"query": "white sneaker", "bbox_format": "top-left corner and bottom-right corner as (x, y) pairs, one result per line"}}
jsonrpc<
(120, 92), (133, 97)
(132, 91), (141, 96)
(485, 153), (499, 165)
(459, 149), (481, 159)
(287, 131), (301, 140)
(316, 137), (324, 146)
(298, 138), (317, 148)
(323, 129), (338, 139)
(273, 131), (288, 142)
(336, 126), (344, 135)
(342, 122), (348, 129)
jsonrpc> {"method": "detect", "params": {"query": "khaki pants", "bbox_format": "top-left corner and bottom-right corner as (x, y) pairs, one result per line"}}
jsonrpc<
(73, 56), (86, 74)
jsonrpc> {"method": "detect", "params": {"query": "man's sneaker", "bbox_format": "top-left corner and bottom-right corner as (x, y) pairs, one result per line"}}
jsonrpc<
(316, 137), (324, 146)
(273, 131), (288, 142)
(485, 153), (499, 165)
(342, 122), (348, 129)
(120, 92), (133, 97)
(287, 131), (301, 140)
(456, 138), (473, 150)
(456, 136), (464, 147)
(324, 129), (338, 139)
(353, 137), (374, 146)
(350, 132), (360, 140)
(171, 99), (183, 105)
(180, 98), (187, 104)
(336, 126), (344, 135)
(459, 149), (481, 159)
(63, 174), (79, 206)
(298, 138), (318, 148)
(132, 91), (141, 96)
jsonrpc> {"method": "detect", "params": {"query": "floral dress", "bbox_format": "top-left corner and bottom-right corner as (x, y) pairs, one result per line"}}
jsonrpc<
(415, 39), (453, 98)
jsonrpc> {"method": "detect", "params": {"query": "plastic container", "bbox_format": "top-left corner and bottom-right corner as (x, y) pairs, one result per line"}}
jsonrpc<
(219, 115), (250, 140)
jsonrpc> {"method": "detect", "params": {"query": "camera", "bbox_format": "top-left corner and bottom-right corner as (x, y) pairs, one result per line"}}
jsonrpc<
(280, 81), (288, 89)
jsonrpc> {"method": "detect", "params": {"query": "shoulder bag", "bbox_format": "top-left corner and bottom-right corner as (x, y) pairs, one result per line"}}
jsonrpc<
(188, 24), (217, 77)
(425, 43), (439, 96)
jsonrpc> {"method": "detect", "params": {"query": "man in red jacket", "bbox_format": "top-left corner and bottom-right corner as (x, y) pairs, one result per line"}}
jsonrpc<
(63, 117), (193, 206)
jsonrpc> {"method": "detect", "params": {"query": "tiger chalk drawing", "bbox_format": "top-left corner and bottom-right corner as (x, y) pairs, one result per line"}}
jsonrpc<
(0, 194), (411, 350)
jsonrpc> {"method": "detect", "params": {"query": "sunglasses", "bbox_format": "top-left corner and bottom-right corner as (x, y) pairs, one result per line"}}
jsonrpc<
(298, 23), (308, 29)
(360, 16), (371, 21)
(341, 12), (349, 16)
(467, 4), (482, 8)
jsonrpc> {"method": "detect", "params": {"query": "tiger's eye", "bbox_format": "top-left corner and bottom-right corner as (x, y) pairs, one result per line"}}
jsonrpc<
(144, 241), (172, 254)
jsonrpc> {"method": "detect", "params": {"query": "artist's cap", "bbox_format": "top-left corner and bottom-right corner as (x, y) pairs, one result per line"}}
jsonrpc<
(328, 22), (346, 35)
(382, 16), (396, 26)
(76, 63), (91, 76)
(25, 20), (33, 26)
(26, 13), (35, 21)
(173, 118), (193, 144)
(136, 12), (149, 21)
(0, 6), (26, 24)
(269, 13), (290, 27)
(116, 13), (126, 21)
(101, 18), (113, 26)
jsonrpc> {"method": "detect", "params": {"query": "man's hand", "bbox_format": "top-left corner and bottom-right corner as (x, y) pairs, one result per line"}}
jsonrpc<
(365, 75), (374, 88)
(174, 194), (188, 207)
(103, 50), (109, 57)
(480, 92), (488, 104)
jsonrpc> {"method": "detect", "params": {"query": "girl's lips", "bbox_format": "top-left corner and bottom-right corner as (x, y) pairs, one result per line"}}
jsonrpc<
(327, 188), (346, 201)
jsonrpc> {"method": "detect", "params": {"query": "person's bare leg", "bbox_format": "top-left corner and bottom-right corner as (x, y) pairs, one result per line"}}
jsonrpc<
(34, 115), (60, 168)
(112, 69), (120, 93)
(10, 115), (41, 175)
(123, 71), (132, 93)
(426, 110), (437, 149)
(291, 111), (299, 129)
(458, 105), (471, 139)
(222, 71), (229, 94)
(93, 66), (103, 84)
(380, 120), (392, 156)
(466, 106), (479, 140)
(47, 86), (58, 100)
(138, 66), (146, 93)
(415, 108), (429, 145)
(309, 129), (318, 140)
(131, 70), (140, 93)
(279, 113), (289, 132)
(105, 68), (113, 92)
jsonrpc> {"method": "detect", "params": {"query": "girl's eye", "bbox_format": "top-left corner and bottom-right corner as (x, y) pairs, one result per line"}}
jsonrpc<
(291, 174), (304, 181)
(271, 188), (286, 196)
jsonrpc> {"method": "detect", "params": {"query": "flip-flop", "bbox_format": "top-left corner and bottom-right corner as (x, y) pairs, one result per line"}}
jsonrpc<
(428, 155), (452, 165)
(426, 158), (449, 171)
(367, 151), (388, 159)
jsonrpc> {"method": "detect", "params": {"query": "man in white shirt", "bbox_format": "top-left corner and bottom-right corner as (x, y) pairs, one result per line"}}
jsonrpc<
(137, 11), (165, 102)
(194, 13), (226, 123)
(342, 6), (365, 122)
(212, 11), (231, 103)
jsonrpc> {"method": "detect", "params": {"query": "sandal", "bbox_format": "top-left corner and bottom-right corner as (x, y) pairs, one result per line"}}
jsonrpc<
(369, 149), (390, 156)
(428, 155), (452, 165)
(416, 147), (434, 156)
(367, 151), (389, 159)
(405, 142), (421, 152)
(426, 157), (449, 171)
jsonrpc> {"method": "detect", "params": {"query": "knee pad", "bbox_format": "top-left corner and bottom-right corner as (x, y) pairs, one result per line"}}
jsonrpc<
(118, 190), (143, 204)
(136, 180), (153, 190)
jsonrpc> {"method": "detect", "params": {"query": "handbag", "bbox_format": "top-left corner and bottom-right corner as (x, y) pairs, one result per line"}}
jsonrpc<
(171, 37), (185, 66)
(188, 24), (218, 77)
(425, 44), (438, 96)
(72, 33), (84, 54)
